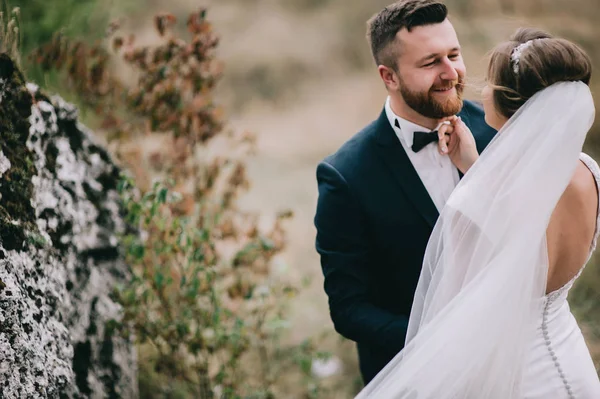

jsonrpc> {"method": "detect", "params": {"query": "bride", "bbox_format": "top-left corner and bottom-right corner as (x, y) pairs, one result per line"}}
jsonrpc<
(355, 28), (600, 398)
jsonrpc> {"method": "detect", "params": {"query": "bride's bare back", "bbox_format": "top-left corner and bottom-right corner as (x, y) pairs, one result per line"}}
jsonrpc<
(546, 160), (599, 294)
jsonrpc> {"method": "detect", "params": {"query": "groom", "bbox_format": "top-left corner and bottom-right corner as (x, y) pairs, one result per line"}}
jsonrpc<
(314, 0), (497, 385)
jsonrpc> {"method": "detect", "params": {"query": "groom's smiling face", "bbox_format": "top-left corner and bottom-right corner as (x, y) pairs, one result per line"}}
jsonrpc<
(383, 19), (465, 120)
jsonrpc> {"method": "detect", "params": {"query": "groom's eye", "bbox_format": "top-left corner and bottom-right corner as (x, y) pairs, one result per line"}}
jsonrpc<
(422, 54), (460, 68)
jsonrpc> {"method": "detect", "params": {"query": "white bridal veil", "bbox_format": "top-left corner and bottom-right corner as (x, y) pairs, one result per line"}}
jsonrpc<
(356, 81), (596, 398)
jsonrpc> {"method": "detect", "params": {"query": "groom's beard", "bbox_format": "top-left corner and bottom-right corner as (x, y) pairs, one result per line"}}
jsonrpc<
(399, 77), (465, 119)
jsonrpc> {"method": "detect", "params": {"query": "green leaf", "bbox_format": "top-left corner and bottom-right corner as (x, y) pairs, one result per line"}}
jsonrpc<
(117, 178), (128, 194)
(149, 201), (158, 218)
(129, 243), (145, 259)
(176, 321), (189, 338)
(260, 236), (275, 250)
(154, 271), (164, 290)
(158, 187), (168, 204)
(186, 277), (200, 299)
(196, 228), (209, 242)
(192, 248), (204, 262)
(299, 357), (312, 374)
(126, 289), (136, 306)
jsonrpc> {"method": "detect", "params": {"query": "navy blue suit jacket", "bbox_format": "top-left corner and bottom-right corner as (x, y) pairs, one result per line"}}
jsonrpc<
(314, 100), (497, 384)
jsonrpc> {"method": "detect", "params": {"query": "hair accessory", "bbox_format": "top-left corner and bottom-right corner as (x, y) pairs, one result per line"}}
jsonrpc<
(511, 39), (535, 75)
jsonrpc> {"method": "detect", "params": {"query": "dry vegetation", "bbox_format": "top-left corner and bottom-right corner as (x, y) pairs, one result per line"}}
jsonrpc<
(90, 0), (600, 393)
(181, 0), (600, 380)
(26, 0), (600, 396)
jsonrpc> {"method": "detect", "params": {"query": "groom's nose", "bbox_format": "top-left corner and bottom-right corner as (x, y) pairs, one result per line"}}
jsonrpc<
(439, 58), (459, 81)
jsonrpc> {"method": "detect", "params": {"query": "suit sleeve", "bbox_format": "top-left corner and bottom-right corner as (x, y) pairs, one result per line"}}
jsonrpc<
(314, 160), (408, 352)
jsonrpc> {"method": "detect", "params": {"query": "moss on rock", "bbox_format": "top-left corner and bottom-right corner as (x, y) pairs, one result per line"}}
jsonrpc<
(0, 53), (137, 398)
(0, 53), (37, 251)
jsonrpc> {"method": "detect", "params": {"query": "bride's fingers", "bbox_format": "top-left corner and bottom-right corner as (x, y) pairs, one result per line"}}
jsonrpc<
(444, 134), (453, 154)
(447, 131), (458, 152)
(445, 130), (459, 155)
(439, 115), (458, 125)
(455, 117), (471, 138)
(437, 122), (452, 154)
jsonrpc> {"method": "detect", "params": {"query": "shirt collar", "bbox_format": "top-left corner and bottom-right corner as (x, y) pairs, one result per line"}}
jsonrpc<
(384, 96), (435, 148)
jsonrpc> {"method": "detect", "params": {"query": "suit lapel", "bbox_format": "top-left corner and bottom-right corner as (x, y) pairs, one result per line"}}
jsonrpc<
(374, 109), (439, 228)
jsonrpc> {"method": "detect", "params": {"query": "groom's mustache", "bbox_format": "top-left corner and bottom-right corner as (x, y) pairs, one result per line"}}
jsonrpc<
(432, 80), (464, 92)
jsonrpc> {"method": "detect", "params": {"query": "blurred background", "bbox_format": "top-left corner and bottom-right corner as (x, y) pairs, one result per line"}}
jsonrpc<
(14, 0), (600, 397)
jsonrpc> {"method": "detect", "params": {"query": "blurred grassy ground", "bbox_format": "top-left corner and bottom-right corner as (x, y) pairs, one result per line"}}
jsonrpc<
(15, 0), (600, 396)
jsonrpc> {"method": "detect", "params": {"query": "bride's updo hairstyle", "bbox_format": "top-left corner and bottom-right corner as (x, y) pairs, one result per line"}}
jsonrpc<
(486, 27), (592, 119)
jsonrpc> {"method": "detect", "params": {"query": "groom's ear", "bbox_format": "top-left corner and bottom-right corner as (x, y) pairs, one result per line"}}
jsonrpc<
(379, 65), (400, 91)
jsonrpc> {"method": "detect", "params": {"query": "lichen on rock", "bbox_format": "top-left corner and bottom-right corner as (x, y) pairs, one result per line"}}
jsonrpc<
(0, 54), (137, 398)
(0, 150), (10, 178)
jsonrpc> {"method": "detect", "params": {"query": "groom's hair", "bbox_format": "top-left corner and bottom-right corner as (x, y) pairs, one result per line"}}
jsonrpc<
(487, 27), (592, 119)
(366, 0), (448, 71)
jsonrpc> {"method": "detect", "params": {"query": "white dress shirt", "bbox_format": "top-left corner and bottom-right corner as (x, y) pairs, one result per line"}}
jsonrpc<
(384, 96), (460, 212)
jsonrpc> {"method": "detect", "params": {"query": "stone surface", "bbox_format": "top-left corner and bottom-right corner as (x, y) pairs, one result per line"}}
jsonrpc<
(0, 55), (137, 398)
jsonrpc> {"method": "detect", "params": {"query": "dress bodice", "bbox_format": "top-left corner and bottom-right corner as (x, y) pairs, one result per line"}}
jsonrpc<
(524, 153), (600, 399)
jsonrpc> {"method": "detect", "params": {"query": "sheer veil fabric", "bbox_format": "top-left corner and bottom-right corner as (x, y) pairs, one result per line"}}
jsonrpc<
(355, 81), (596, 399)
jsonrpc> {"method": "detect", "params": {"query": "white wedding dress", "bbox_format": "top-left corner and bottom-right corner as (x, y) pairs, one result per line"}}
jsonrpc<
(521, 153), (600, 399)
(355, 82), (600, 399)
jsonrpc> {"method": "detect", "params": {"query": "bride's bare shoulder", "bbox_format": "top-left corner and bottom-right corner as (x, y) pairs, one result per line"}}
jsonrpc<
(573, 155), (599, 193)
(565, 156), (599, 218)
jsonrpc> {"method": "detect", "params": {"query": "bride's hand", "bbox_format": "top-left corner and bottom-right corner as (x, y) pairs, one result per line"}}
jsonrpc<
(437, 116), (479, 174)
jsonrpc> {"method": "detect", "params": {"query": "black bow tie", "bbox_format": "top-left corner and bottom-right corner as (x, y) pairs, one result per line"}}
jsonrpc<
(394, 119), (439, 152)
(412, 130), (439, 152)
